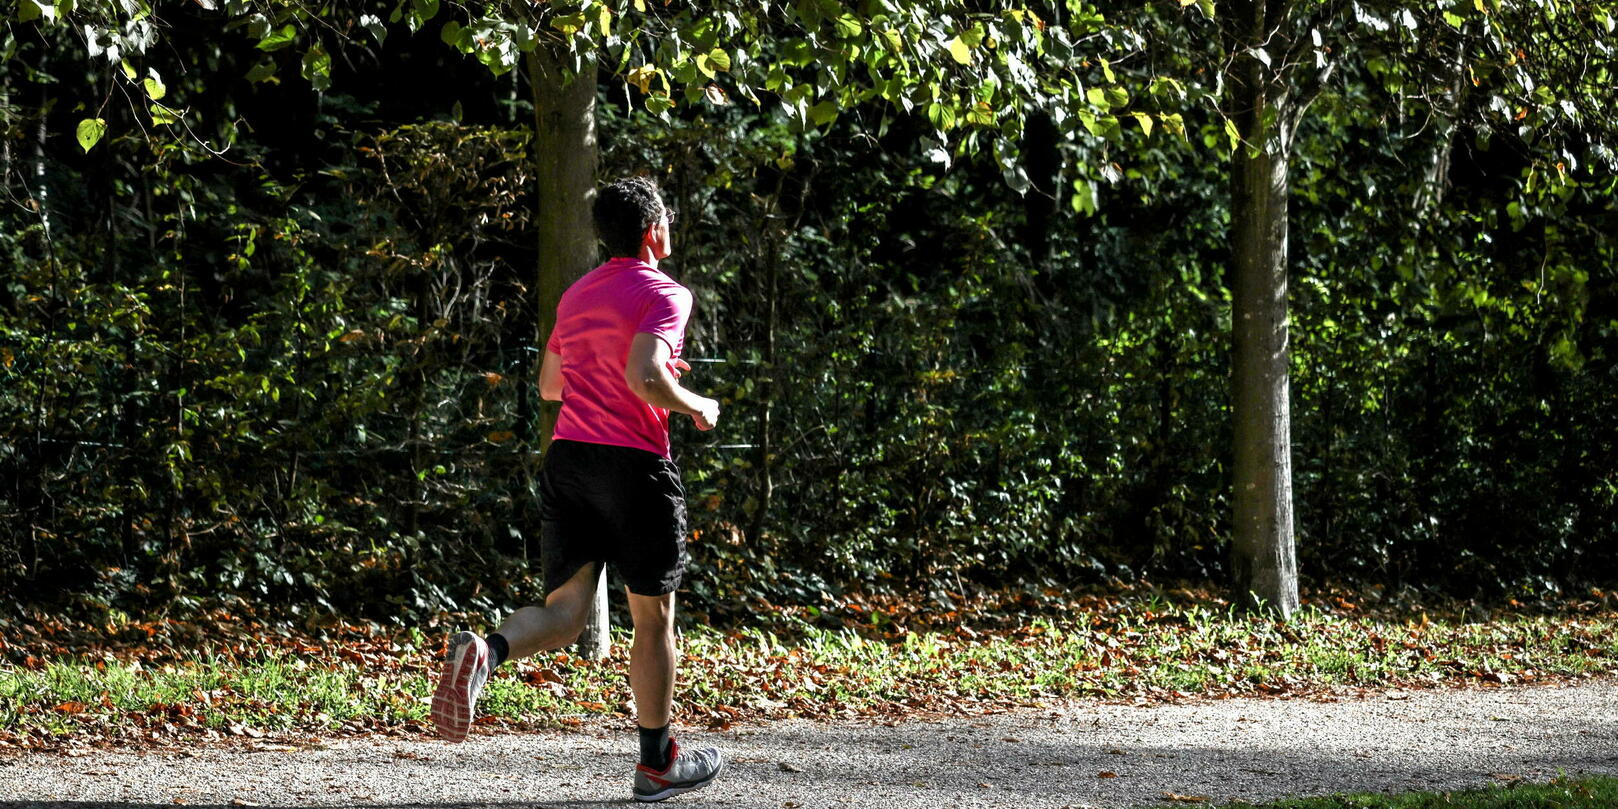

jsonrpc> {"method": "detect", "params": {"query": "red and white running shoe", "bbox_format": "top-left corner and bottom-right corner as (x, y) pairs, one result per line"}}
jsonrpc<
(431, 631), (492, 742)
(633, 740), (725, 802)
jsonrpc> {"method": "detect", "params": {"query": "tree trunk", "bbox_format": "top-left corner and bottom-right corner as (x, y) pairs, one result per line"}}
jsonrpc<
(528, 46), (606, 658)
(1226, 0), (1300, 616)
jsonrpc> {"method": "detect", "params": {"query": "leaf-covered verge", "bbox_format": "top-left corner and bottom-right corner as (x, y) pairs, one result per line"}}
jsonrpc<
(2, 586), (1615, 753)
(4, 0), (1616, 624)
(1217, 776), (1618, 808)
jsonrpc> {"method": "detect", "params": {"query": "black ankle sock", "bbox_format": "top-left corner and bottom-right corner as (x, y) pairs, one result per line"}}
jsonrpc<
(487, 633), (510, 668)
(638, 725), (672, 770)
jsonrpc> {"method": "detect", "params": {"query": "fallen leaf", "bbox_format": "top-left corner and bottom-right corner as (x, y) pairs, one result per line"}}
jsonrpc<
(1098, 771), (1118, 778)
(1163, 792), (1209, 803)
(778, 762), (803, 773)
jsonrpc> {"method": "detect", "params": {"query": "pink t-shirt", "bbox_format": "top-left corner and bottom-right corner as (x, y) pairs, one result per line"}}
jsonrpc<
(545, 257), (693, 458)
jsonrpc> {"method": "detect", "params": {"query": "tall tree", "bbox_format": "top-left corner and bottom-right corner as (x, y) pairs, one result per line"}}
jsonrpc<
(1221, 0), (1302, 615)
(527, 45), (607, 657)
(1202, 0), (1617, 613)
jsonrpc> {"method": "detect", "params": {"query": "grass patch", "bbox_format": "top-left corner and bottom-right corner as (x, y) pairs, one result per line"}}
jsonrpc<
(1221, 776), (1618, 807)
(1, 602), (1616, 749)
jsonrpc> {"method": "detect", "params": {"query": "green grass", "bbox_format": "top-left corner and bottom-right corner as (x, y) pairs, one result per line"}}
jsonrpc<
(1220, 776), (1618, 807)
(2, 604), (1615, 747)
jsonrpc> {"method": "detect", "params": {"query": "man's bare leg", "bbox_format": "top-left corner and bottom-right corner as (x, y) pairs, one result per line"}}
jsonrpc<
(626, 587), (724, 800)
(493, 562), (601, 661)
(431, 562), (599, 741)
(626, 589), (677, 729)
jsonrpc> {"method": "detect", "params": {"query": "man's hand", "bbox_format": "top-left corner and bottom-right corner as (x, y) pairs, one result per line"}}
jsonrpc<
(690, 396), (720, 431)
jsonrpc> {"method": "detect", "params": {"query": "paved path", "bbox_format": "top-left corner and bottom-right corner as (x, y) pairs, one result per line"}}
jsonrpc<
(3, 678), (1617, 808)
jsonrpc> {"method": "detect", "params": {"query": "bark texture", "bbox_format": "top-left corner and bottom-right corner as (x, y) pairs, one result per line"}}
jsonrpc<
(1225, 0), (1300, 616)
(528, 48), (606, 657)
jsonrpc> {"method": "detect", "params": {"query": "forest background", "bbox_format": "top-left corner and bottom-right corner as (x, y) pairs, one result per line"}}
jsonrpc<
(1, 0), (1614, 631)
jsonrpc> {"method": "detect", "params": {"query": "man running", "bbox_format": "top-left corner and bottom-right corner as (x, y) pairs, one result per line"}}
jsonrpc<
(431, 175), (724, 803)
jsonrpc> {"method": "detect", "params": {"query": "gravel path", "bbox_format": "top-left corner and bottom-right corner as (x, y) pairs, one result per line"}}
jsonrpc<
(4, 678), (1617, 809)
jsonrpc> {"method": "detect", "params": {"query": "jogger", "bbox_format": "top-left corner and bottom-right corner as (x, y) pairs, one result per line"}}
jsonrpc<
(430, 175), (724, 802)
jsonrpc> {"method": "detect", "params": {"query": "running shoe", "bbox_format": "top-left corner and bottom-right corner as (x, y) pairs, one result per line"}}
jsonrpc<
(632, 740), (725, 802)
(431, 631), (492, 742)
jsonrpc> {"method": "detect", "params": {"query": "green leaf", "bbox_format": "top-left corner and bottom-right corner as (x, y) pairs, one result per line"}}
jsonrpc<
(301, 45), (331, 91)
(1132, 112), (1153, 137)
(361, 13), (387, 45)
(150, 104), (179, 126)
(808, 99), (839, 126)
(708, 48), (731, 71)
(75, 118), (106, 153)
(1161, 112), (1186, 139)
(1070, 178), (1097, 215)
(834, 13), (862, 38)
(244, 60), (278, 82)
(412, 0), (440, 27)
(441, 21), (462, 47)
(644, 95), (674, 114)
(966, 101), (995, 126)
(1224, 118), (1241, 153)
(947, 35), (973, 65)
(257, 25), (296, 51)
(120, 60), (137, 80)
(18, 0), (54, 22)
(143, 70), (166, 101)
(927, 102), (957, 132)
(551, 12), (586, 36)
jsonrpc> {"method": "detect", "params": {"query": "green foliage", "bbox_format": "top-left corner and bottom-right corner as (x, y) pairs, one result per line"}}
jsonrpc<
(1224, 778), (1618, 808)
(0, 0), (1614, 621)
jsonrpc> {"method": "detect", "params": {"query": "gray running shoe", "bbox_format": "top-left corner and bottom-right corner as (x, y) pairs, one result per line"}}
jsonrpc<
(431, 631), (492, 742)
(633, 740), (725, 802)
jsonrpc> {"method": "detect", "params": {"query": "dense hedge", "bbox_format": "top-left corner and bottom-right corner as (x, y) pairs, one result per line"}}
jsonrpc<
(2, 41), (1614, 623)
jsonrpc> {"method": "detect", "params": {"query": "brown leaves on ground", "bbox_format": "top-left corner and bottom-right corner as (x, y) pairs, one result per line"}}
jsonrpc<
(4, 581), (1618, 753)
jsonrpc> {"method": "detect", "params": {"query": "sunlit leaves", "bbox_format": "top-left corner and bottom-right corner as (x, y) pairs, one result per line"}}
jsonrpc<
(361, 13), (387, 45)
(142, 69), (165, 101)
(255, 24), (295, 51)
(407, 0), (439, 32)
(75, 118), (106, 153)
(17, 0), (55, 23)
(301, 45), (331, 91)
(947, 35), (973, 65)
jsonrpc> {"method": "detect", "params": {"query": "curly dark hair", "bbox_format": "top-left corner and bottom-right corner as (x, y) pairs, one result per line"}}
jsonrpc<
(593, 175), (669, 258)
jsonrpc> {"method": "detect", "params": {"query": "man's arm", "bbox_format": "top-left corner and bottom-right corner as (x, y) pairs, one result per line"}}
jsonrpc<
(624, 333), (720, 431)
(539, 349), (563, 401)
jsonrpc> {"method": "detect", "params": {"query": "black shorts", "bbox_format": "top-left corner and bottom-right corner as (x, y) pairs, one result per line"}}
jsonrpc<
(539, 439), (688, 597)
